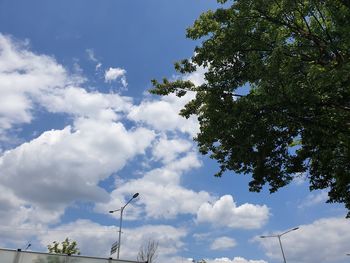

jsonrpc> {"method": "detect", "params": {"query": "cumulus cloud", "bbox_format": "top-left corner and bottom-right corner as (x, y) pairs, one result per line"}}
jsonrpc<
(96, 150), (212, 219)
(0, 185), (52, 248)
(127, 64), (207, 138)
(152, 135), (192, 164)
(105, 67), (125, 82)
(38, 220), (187, 260)
(38, 86), (133, 121)
(0, 33), (156, 223)
(104, 67), (127, 88)
(128, 93), (199, 137)
(0, 33), (71, 139)
(256, 217), (350, 263)
(0, 120), (155, 211)
(0, 33), (273, 262)
(0, 34), (214, 250)
(197, 195), (269, 229)
(0, 34), (133, 138)
(210, 237), (237, 250)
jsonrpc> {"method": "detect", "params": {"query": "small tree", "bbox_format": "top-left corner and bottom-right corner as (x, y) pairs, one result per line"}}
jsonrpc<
(47, 237), (80, 255)
(137, 239), (159, 263)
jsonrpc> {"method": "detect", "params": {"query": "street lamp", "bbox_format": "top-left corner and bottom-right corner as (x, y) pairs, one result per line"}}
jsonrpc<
(109, 192), (139, 259)
(260, 227), (299, 263)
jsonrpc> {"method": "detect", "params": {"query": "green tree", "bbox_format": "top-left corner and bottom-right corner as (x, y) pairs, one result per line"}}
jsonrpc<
(47, 237), (80, 255)
(151, 0), (350, 216)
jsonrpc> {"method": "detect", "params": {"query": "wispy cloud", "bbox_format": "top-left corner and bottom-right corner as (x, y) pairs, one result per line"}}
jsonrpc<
(210, 237), (237, 250)
(298, 190), (328, 209)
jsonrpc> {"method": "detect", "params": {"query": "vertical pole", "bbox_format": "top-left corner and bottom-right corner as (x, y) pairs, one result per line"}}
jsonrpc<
(117, 206), (124, 259)
(278, 235), (287, 263)
(13, 249), (21, 263)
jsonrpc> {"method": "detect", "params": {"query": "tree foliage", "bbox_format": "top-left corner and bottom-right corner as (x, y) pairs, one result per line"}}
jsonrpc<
(151, 0), (350, 216)
(47, 237), (80, 255)
(137, 239), (159, 263)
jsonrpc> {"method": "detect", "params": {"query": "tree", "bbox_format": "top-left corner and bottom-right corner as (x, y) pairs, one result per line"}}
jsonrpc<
(47, 237), (80, 255)
(151, 0), (350, 216)
(137, 240), (159, 263)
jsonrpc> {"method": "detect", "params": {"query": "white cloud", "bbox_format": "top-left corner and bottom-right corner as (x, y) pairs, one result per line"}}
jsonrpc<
(96, 151), (212, 219)
(104, 67), (127, 88)
(197, 195), (269, 229)
(38, 86), (133, 121)
(128, 93), (199, 137)
(0, 33), (71, 139)
(0, 33), (156, 224)
(205, 257), (267, 263)
(183, 65), (207, 86)
(127, 63), (207, 138)
(210, 237), (237, 250)
(0, 119), (155, 212)
(38, 220), (187, 261)
(38, 220), (115, 257)
(105, 67), (125, 82)
(0, 184), (62, 249)
(256, 217), (350, 263)
(0, 33), (272, 262)
(152, 135), (192, 164)
(298, 190), (328, 209)
(0, 34), (134, 138)
(132, 182), (211, 219)
(0, 34), (210, 249)
(123, 224), (187, 260)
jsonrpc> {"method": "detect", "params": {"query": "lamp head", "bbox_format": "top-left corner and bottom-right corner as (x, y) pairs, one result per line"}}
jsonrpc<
(133, 193), (139, 198)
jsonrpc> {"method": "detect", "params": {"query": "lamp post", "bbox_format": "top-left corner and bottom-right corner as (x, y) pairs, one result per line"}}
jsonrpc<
(109, 192), (139, 259)
(260, 227), (299, 263)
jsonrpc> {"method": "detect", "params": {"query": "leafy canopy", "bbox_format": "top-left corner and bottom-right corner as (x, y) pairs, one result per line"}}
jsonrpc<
(151, 0), (350, 216)
(47, 237), (80, 255)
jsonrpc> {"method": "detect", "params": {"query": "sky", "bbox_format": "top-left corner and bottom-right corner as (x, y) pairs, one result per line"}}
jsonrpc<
(0, 1), (349, 263)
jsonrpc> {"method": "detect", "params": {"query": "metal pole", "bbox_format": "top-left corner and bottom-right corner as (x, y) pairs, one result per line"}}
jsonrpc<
(278, 235), (287, 263)
(260, 227), (299, 263)
(110, 193), (139, 260)
(117, 206), (124, 259)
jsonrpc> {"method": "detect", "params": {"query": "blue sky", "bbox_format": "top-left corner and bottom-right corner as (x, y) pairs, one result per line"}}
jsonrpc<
(0, 1), (349, 263)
